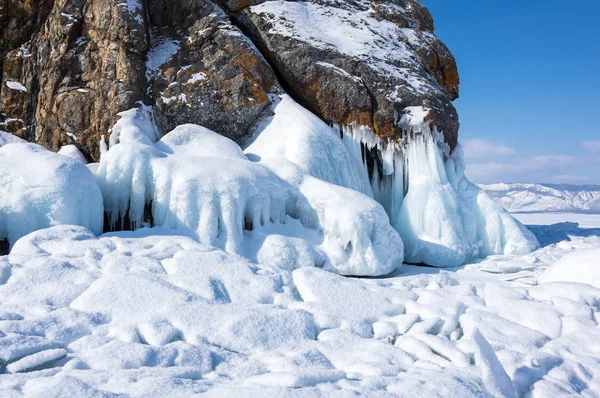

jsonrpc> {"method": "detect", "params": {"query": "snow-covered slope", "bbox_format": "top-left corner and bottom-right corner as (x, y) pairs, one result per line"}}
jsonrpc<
(480, 183), (600, 213)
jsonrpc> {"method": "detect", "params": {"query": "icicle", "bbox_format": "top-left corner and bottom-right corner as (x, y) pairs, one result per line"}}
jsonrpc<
(337, 105), (538, 267)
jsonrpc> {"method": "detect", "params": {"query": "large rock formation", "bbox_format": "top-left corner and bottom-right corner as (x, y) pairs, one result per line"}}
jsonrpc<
(0, 0), (459, 160)
(232, 0), (460, 147)
(147, 7), (281, 142)
(0, 0), (148, 160)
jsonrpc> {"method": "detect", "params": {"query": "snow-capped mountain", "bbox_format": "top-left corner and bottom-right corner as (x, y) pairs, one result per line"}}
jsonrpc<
(480, 183), (600, 213)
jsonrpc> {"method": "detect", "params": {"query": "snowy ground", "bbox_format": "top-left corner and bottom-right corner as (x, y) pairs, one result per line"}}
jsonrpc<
(1, 212), (599, 397)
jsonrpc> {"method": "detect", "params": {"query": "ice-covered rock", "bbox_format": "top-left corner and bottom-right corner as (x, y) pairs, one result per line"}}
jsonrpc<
(0, 143), (103, 250)
(97, 102), (404, 276)
(245, 95), (372, 195)
(341, 106), (539, 267)
(107, 104), (161, 148)
(246, 95), (404, 275)
(97, 122), (305, 255)
(234, 0), (460, 147)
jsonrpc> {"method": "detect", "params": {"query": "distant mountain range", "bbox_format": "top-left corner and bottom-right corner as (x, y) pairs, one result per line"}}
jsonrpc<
(480, 183), (600, 213)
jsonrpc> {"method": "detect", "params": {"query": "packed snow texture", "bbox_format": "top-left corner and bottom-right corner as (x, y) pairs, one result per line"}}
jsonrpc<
(539, 248), (600, 288)
(481, 183), (600, 213)
(0, 214), (599, 396)
(0, 143), (103, 248)
(341, 107), (539, 267)
(0, 131), (25, 147)
(57, 145), (87, 164)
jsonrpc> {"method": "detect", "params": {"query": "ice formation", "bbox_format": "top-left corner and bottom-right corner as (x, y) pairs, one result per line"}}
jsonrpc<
(97, 123), (305, 255)
(1, 90), (537, 270)
(0, 143), (103, 250)
(340, 106), (539, 267)
(94, 94), (536, 271)
(107, 104), (161, 149)
(96, 102), (403, 276)
(246, 95), (404, 275)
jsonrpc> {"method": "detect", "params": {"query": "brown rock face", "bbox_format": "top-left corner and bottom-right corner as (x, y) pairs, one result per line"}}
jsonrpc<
(149, 11), (281, 143)
(232, 0), (460, 147)
(0, 0), (148, 161)
(0, 0), (460, 159)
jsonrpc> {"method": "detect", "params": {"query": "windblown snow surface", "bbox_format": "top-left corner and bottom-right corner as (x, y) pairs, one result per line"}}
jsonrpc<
(1, 95), (599, 397)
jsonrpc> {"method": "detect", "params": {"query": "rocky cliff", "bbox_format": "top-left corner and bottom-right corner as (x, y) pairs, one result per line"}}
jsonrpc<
(0, 0), (459, 161)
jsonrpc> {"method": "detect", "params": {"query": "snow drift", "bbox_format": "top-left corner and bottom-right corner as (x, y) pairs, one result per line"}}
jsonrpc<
(539, 248), (600, 288)
(0, 143), (103, 250)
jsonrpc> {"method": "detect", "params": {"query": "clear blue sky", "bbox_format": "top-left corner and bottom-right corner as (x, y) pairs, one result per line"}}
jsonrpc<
(422, 0), (600, 184)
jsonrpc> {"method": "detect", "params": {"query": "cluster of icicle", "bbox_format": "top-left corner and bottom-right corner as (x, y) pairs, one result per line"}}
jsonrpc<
(95, 98), (538, 273)
(95, 97), (404, 276)
(0, 94), (540, 273)
(340, 106), (539, 267)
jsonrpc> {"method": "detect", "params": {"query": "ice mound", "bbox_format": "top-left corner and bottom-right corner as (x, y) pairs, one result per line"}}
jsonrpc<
(342, 106), (539, 267)
(245, 95), (372, 195)
(97, 102), (403, 276)
(246, 95), (404, 275)
(299, 177), (403, 275)
(108, 104), (161, 148)
(97, 123), (306, 255)
(539, 248), (600, 288)
(0, 143), (103, 250)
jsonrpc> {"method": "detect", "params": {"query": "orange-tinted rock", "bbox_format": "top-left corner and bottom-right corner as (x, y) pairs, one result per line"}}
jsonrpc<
(233, 0), (460, 148)
(0, 0), (148, 161)
(150, 12), (281, 143)
(0, 0), (461, 158)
